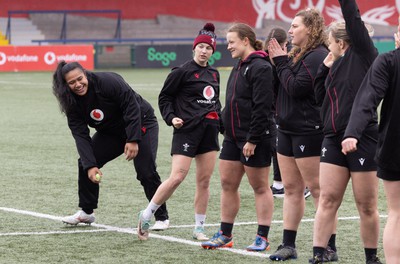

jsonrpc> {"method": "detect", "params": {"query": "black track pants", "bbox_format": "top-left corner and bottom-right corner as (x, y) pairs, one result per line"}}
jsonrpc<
(77, 124), (168, 221)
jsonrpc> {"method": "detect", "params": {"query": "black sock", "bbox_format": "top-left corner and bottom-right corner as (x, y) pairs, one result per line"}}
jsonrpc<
(313, 246), (325, 257)
(365, 248), (377, 261)
(82, 208), (93, 214)
(282, 229), (297, 248)
(220, 222), (233, 237)
(328, 234), (337, 251)
(257, 225), (270, 238)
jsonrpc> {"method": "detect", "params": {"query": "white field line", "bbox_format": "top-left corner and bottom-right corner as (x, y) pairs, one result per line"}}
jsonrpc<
(0, 207), (268, 258)
(0, 207), (388, 259)
(0, 229), (112, 236)
(168, 214), (388, 229)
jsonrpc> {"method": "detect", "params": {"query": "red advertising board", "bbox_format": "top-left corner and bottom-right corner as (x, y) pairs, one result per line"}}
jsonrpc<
(0, 45), (94, 72)
(1, 0), (399, 26)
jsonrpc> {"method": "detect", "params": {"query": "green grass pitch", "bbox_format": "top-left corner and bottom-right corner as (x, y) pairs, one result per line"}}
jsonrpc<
(0, 68), (387, 263)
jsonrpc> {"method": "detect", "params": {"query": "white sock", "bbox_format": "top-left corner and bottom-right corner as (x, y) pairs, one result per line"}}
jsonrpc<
(143, 201), (160, 220)
(195, 213), (206, 228)
(273, 181), (284, 189)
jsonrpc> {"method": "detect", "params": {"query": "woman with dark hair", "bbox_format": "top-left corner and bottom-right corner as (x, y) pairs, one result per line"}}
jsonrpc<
(201, 22), (274, 251)
(311, 0), (382, 263)
(267, 8), (331, 261)
(53, 61), (169, 228)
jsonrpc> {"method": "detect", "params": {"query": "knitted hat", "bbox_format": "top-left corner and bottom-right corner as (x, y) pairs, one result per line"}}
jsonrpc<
(193, 23), (217, 53)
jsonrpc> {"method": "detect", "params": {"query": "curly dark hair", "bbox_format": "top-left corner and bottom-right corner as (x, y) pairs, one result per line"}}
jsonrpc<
(289, 8), (328, 64)
(52, 61), (86, 114)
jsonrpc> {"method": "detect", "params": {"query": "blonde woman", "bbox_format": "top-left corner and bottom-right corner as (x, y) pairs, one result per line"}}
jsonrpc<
(311, 0), (382, 263)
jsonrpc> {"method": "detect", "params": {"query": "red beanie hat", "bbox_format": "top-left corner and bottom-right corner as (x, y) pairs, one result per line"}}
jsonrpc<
(193, 23), (217, 53)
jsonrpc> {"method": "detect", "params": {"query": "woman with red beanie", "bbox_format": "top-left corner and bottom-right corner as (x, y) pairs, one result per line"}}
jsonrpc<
(137, 23), (222, 241)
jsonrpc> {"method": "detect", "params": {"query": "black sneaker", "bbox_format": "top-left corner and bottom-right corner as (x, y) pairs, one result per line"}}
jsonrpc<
(270, 244), (297, 261)
(270, 186), (284, 198)
(310, 254), (324, 264)
(308, 247), (338, 263)
(324, 246), (338, 261)
(366, 255), (383, 264)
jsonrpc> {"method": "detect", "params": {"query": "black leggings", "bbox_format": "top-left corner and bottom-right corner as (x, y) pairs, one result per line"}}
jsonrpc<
(77, 124), (168, 221)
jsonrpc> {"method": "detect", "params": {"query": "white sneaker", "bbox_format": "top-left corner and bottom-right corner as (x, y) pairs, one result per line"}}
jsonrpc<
(193, 226), (209, 241)
(150, 219), (170, 231)
(304, 187), (312, 199)
(62, 210), (95, 225)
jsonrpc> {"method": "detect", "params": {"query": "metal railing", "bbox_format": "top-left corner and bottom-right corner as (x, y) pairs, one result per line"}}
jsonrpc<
(6, 9), (121, 44)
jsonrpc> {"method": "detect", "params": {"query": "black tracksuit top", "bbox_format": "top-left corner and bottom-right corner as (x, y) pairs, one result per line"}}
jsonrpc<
(66, 71), (155, 170)
(314, 0), (378, 137)
(274, 45), (328, 135)
(345, 49), (400, 171)
(158, 59), (221, 132)
(223, 51), (274, 144)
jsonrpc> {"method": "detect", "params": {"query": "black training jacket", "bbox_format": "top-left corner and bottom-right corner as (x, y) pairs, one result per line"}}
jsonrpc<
(159, 59), (221, 132)
(223, 51), (274, 144)
(314, 0), (378, 137)
(274, 45), (328, 135)
(344, 49), (400, 171)
(66, 71), (155, 170)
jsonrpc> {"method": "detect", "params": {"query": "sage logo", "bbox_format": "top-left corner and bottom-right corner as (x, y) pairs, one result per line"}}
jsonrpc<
(147, 47), (176, 66)
(208, 51), (222, 66)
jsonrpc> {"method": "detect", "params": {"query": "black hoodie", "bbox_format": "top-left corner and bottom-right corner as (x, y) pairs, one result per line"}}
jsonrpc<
(274, 45), (328, 135)
(314, 0), (378, 137)
(223, 51), (275, 144)
(66, 71), (155, 170)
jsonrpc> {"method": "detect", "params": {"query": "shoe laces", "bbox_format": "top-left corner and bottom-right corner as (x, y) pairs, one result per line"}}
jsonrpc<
(254, 235), (265, 246)
(210, 231), (222, 240)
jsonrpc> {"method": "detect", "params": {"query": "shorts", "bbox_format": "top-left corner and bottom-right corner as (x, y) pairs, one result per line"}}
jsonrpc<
(171, 120), (220, 157)
(320, 129), (377, 172)
(377, 167), (400, 181)
(277, 131), (323, 158)
(219, 136), (272, 168)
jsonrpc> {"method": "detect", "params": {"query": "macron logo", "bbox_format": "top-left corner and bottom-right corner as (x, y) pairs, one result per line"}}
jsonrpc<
(299, 145), (305, 153)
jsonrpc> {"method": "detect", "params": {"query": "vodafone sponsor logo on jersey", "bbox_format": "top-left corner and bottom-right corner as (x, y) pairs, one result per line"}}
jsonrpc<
(90, 109), (104, 122)
(0, 45), (93, 72)
(197, 85), (216, 104)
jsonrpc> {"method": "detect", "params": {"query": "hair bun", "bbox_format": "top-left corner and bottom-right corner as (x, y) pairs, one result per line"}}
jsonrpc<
(203, 23), (215, 32)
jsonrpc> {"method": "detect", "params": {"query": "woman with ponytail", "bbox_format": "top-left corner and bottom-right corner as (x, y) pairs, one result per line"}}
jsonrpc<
(53, 61), (169, 228)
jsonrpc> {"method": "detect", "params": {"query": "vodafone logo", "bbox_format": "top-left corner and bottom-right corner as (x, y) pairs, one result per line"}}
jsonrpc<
(44, 52), (56, 65)
(0, 52), (6, 65)
(203, 86), (215, 100)
(44, 52), (88, 65)
(90, 109), (104, 122)
(0, 46), (93, 71)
